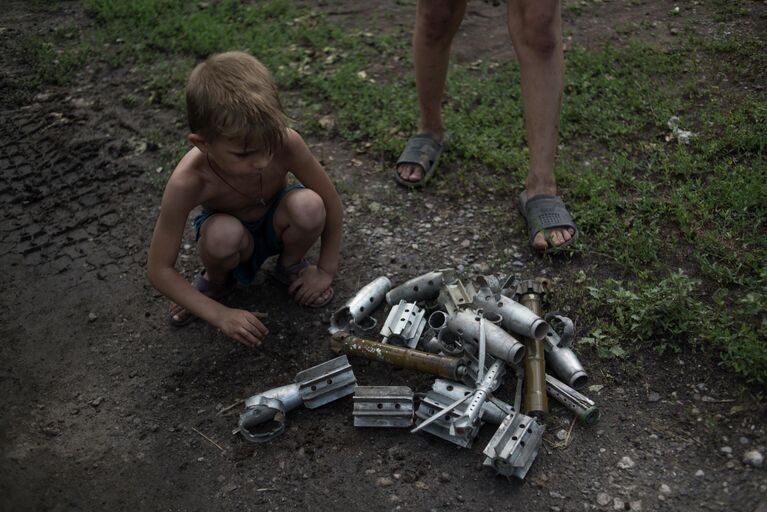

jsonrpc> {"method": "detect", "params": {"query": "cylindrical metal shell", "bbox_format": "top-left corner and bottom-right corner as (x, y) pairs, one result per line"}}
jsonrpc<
(331, 331), (466, 380)
(518, 292), (548, 417)
(386, 270), (454, 305)
(330, 276), (391, 333)
(446, 311), (526, 365)
(472, 292), (549, 340)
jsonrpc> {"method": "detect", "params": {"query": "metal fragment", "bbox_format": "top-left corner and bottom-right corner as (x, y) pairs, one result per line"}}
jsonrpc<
(353, 386), (414, 428)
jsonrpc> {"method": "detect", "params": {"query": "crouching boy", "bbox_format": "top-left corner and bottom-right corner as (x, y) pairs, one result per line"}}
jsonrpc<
(147, 51), (343, 348)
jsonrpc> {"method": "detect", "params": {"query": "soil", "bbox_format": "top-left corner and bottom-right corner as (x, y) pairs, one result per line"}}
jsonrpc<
(1, 1), (765, 511)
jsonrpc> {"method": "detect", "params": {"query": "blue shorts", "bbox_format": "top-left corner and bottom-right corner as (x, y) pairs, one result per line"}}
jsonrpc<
(192, 183), (304, 286)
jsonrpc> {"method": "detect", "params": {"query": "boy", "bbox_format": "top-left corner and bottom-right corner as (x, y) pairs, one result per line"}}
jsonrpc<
(147, 51), (343, 348)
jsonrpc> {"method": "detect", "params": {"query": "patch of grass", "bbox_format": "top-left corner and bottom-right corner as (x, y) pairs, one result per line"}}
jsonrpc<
(20, 35), (88, 86)
(564, 271), (767, 385)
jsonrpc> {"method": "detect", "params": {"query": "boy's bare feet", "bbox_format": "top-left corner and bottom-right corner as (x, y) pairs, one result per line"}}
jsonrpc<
(272, 259), (334, 308)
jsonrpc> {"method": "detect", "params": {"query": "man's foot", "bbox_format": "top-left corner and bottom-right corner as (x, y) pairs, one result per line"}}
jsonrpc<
(518, 191), (579, 253)
(271, 259), (334, 308)
(394, 132), (444, 188)
(169, 271), (237, 326)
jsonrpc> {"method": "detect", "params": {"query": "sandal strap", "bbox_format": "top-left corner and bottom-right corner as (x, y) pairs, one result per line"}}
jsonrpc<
(522, 194), (579, 244)
(394, 133), (444, 188)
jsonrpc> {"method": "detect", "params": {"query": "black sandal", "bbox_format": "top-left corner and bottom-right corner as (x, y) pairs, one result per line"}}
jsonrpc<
(518, 191), (580, 254)
(393, 133), (444, 188)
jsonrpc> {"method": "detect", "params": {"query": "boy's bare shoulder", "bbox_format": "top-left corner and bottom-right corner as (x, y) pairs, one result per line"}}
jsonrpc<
(164, 148), (208, 207)
(277, 128), (314, 163)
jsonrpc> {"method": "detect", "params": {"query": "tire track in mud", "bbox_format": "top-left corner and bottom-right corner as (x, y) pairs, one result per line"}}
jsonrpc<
(0, 105), (148, 280)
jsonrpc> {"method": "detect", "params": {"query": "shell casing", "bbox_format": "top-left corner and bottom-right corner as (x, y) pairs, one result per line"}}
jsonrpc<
(518, 292), (548, 417)
(331, 331), (466, 380)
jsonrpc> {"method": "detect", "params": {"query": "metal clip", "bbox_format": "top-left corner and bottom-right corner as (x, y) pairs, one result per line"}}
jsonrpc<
(353, 386), (414, 428)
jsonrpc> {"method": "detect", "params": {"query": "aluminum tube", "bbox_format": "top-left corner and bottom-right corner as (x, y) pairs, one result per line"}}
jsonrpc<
(545, 374), (599, 426)
(446, 310), (526, 365)
(329, 276), (391, 334)
(385, 270), (454, 305)
(472, 292), (549, 340)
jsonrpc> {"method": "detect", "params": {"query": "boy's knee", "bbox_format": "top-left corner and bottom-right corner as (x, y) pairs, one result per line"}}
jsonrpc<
(199, 214), (247, 256)
(286, 189), (325, 233)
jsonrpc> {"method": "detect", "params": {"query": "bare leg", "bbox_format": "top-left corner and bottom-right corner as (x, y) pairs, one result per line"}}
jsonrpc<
(507, 0), (574, 250)
(397, 0), (467, 183)
(273, 189), (332, 305)
(170, 214), (253, 322)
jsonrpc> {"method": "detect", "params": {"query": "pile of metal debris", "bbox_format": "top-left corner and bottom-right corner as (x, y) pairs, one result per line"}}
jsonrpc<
(236, 270), (598, 480)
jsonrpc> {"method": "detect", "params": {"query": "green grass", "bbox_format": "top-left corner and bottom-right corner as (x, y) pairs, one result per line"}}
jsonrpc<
(19, 0), (767, 385)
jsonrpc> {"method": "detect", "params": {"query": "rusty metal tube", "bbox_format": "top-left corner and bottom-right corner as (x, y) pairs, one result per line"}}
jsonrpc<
(518, 289), (548, 418)
(331, 331), (467, 380)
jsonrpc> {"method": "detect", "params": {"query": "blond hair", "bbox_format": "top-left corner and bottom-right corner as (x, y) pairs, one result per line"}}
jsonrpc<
(186, 51), (287, 153)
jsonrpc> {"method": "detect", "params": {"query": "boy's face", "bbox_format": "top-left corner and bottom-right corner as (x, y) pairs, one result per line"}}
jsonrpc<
(191, 133), (272, 174)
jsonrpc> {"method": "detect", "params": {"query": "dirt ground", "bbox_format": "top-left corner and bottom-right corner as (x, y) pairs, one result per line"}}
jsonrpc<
(1, 1), (766, 511)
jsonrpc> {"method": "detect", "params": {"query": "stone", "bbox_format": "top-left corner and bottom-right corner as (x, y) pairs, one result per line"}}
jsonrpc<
(617, 456), (635, 469)
(743, 450), (764, 467)
(596, 493), (611, 506)
(659, 484), (671, 495)
(376, 477), (394, 487)
(694, 469), (704, 477)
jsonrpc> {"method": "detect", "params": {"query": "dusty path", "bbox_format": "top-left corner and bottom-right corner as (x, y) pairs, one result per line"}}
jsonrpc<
(1, 2), (765, 511)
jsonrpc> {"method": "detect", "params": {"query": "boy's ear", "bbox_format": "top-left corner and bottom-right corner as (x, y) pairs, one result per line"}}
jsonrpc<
(188, 133), (209, 153)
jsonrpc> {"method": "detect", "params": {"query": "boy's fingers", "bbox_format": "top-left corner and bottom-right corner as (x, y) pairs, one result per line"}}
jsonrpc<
(254, 311), (268, 319)
(288, 278), (303, 295)
(246, 317), (268, 337)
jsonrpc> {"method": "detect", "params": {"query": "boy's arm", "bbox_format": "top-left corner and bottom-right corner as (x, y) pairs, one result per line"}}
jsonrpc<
(147, 175), (219, 321)
(284, 129), (343, 277)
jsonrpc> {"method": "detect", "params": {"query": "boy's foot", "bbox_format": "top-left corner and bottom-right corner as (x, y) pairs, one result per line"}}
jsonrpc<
(394, 132), (444, 188)
(169, 271), (237, 326)
(518, 191), (579, 253)
(271, 259), (334, 308)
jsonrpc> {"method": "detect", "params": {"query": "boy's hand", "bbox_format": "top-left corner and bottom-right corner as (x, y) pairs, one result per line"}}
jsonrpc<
(216, 309), (269, 348)
(288, 265), (333, 307)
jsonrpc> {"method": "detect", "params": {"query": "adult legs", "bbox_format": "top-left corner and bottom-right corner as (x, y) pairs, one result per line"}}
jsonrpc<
(507, 0), (574, 250)
(397, 0), (467, 183)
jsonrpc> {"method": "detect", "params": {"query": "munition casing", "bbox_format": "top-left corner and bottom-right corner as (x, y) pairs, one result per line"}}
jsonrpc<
(517, 286), (548, 418)
(331, 331), (467, 380)
(386, 269), (455, 305)
(446, 310), (526, 365)
(472, 291), (549, 340)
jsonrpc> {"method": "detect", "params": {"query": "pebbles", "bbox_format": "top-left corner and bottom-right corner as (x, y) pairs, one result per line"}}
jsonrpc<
(743, 450), (764, 467)
(617, 456), (635, 469)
